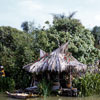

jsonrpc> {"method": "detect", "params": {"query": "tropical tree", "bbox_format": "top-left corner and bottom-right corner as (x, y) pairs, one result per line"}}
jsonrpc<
(33, 14), (100, 64)
(92, 26), (100, 45)
(21, 21), (29, 33)
(21, 21), (35, 33)
(0, 26), (35, 89)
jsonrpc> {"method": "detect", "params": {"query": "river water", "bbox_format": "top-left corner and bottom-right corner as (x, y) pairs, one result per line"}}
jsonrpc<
(1, 93), (100, 100)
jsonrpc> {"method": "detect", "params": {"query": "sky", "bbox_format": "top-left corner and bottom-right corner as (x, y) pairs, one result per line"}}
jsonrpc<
(0, 0), (100, 30)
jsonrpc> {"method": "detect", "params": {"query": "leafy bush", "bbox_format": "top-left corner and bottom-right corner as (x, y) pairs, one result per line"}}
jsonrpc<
(73, 73), (100, 96)
(0, 77), (15, 92)
(0, 26), (34, 90)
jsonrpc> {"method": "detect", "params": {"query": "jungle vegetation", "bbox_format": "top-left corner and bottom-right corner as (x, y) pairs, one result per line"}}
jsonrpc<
(0, 14), (100, 96)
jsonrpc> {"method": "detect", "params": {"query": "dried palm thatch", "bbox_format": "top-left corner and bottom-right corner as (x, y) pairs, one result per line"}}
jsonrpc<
(23, 42), (87, 74)
(40, 49), (46, 58)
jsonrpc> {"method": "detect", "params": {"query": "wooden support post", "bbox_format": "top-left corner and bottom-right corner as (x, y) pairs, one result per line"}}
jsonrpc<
(30, 74), (35, 87)
(69, 66), (72, 87)
(47, 72), (50, 80)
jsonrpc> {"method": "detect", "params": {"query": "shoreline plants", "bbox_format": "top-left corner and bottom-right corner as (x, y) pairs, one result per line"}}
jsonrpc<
(73, 72), (100, 96)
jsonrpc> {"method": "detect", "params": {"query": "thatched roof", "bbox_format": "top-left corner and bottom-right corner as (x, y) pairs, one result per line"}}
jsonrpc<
(40, 49), (46, 58)
(23, 42), (87, 74)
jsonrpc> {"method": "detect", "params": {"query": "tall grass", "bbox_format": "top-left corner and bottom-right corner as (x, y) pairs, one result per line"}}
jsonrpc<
(38, 79), (52, 97)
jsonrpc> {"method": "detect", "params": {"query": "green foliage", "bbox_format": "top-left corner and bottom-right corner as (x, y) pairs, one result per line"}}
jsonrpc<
(51, 16), (100, 64)
(0, 77), (15, 92)
(33, 14), (100, 64)
(0, 13), (100, 93)
(73, 73), (100, 96)
(0, 26), (34, 90)
(91, 26), (100, 45)
(38, 79), (52, 97)
(21, 21), (35, 33)
(21, 21), (29, 33)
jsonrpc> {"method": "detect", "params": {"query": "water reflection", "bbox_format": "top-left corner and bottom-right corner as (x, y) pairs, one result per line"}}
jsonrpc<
(1, 94), (100, 100)
(27, 95), (100, 100)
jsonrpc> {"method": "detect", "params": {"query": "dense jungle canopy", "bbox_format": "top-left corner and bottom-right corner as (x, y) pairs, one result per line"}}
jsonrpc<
(0, 14), (100, 91)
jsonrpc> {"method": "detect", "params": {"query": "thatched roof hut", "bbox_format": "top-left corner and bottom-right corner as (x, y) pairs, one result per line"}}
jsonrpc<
(23, 42), (87, 74)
